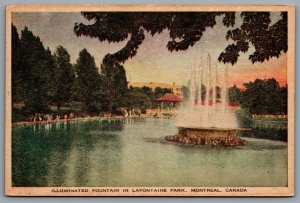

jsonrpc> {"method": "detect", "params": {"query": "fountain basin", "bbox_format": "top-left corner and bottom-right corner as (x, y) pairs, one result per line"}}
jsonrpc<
(165, 126), (249, 146)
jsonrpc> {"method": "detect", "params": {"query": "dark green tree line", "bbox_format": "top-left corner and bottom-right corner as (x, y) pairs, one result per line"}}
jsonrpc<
(228, 78), (287, 115)
(11, 25), (129, 116)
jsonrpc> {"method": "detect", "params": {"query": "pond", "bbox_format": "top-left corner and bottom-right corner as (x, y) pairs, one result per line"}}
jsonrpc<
(12, 118), (287, 187)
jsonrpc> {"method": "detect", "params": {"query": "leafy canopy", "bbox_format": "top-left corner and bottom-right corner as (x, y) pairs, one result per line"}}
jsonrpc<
(74, 12), (287, 65)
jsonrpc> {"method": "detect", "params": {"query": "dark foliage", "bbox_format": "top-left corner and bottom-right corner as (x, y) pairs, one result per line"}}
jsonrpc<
(75, 48), (102, 114)
(219, 12), (287, 64)
(11, 24), (22, 102)
(16, 26), (55, 112)
(74, 12), (235, 64)
(74, 12), (287, 65)
(53, 45), (75, 110)
(228, 78), (287, 115)
(101, 59), (128, 113)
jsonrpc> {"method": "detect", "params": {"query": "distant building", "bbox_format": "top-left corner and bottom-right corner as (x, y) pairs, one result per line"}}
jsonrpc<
(128, 81), (184, 99)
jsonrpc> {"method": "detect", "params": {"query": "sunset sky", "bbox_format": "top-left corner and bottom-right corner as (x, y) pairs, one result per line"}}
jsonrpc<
(12, 12), (287, 88)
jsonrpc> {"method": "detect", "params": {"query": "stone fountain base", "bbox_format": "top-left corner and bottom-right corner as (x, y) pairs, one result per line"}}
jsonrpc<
(165, 127), (248, 146)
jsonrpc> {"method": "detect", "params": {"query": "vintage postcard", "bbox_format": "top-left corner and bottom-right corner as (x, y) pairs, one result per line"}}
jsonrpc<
(5, 4), (295, 196)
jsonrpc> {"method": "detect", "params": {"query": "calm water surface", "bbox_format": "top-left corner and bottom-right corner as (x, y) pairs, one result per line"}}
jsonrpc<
(12, 118), (287, 187)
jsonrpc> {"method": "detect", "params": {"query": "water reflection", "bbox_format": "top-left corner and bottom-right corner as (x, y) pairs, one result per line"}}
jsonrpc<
(12, 118), (287, 187)
(12, 119), (124, 187)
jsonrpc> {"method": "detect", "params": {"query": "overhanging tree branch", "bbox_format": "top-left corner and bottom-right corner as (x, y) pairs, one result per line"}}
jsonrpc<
(74, 11), (287, 66)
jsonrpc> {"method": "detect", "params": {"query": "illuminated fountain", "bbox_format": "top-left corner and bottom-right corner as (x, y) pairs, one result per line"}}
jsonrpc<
(165, 54), (247, 146)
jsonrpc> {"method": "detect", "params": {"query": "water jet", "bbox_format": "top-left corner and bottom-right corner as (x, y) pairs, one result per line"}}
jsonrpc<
(165, 54), (249, 146)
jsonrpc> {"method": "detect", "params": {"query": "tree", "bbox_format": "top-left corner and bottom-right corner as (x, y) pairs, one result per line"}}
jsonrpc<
(182, 85), (190, 104)
(74, 12), (287, 65)
(228, 84), (242, 103)
(18, 27), (55, 112)
(101, 59), (128, 114)
(11, 24), (22, 102)
(53, 45), (75, 110)
(154, 87), (172, 99)
(123, 86), (172, 109)
(123, 88), (151, 111)
(75, 48), (101, 114)
(279, 85), (288, 115)
(264, 78), (282, 114)
(239, 78), (286, 115)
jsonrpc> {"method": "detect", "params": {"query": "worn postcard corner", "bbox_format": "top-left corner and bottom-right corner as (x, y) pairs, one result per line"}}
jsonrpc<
(5, 4), (295, 197)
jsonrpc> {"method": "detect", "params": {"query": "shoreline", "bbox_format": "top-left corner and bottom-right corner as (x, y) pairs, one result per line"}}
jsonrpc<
(12, 116), (135, 127)
(11, 115), (175, 127)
